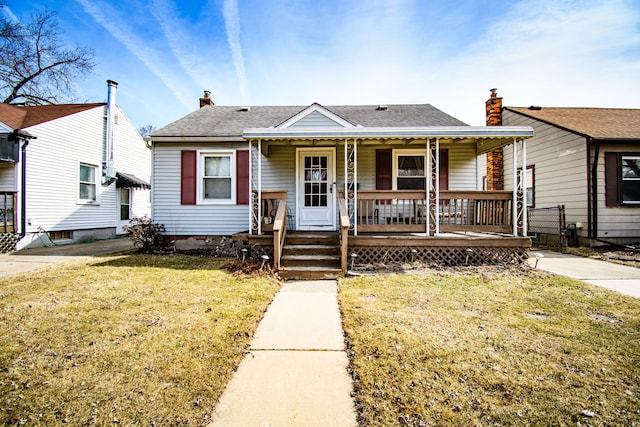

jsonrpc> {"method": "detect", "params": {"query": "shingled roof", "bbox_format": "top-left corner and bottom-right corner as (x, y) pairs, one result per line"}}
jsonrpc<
(152, 104), (468, 138)
(505, 107), (640, 140)
(0, 103), (104, 130)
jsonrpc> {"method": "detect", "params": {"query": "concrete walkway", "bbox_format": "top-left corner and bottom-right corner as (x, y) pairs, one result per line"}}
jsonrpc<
(208, 280), (357, 427)
(0, 238), (135, 278)
(528, 249), (640, 298)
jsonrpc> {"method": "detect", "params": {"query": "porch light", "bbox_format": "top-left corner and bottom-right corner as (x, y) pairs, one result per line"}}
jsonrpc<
(260, 254), (270, 270)
(410, 248), (417, 262)
(534, 252), (544, 268)
(240, 247), (248, 262)
(464, 248), (473, 266)
(350, 252), (358, 270)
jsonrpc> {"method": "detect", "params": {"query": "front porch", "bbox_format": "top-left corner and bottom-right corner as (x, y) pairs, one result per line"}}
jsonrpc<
(233, 188), (530, 278)
(238, 119), (533, 277)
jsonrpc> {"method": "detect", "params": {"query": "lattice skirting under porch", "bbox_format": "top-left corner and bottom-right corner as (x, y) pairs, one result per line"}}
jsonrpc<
(348, 245), (529, 267)
(0, 233), (17, 254)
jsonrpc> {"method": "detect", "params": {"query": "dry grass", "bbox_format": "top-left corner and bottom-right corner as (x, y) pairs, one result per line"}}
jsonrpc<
(339, 267), (640, 426)
(0, 254), (280, 426)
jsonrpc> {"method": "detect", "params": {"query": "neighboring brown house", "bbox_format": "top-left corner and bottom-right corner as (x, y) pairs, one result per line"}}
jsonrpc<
(487, 91), (640, 246)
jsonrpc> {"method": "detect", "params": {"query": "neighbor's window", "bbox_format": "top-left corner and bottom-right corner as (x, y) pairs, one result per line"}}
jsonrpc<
(394, 151), (426, 190)
(518, 165), (535, 207)
(199, 152), (235, 203)
(79, 163), (98, 203)
(120, 188), (131, 220)
(622, 156), (640, 204)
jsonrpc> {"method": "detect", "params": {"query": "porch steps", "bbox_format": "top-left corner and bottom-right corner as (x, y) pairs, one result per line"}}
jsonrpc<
(279, 233), (342, 280)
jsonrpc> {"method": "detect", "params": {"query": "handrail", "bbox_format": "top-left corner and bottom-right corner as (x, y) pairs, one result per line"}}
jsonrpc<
(272, 197), (287, 270)
(338, 197), (350, 275)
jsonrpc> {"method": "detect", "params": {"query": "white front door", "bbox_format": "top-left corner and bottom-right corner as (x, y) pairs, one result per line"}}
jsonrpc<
(297, 148), (336, 230)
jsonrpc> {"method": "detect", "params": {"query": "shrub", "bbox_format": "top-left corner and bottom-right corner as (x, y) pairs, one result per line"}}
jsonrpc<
(123, 216), (167, 253)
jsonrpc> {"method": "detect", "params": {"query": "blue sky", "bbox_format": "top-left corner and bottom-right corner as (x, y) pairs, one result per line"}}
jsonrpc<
(4, 0), (640, 129)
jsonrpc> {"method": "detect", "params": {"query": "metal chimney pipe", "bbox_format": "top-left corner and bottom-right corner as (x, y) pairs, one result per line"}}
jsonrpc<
(104, 80), (118, 184)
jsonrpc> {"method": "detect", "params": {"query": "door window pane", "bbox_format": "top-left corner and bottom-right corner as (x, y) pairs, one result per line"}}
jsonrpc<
(303, 155), (328, 207)
(120, 189), (130, 220)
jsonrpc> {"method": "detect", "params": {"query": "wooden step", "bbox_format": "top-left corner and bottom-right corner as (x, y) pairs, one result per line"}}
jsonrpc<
(281, 254), (341, 268)
(283, 244), (339, 255)
(278, 266), (343, 280)
(285, 233), (339, 246)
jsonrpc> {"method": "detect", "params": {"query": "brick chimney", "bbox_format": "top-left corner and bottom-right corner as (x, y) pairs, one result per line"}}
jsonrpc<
(199, 90), (214, 108)
(485, 88), (503, 190)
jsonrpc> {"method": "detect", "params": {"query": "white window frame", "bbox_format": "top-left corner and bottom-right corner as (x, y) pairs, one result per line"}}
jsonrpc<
(77, 161), (99, 205)
(197, 150), (236, 204)
(392, 149), (427, 191)
(119, 188), (131, 220)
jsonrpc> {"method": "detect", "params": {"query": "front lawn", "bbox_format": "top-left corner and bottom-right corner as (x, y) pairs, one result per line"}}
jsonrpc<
(339, 268), (640, 426)
(0, 254), (280, 426)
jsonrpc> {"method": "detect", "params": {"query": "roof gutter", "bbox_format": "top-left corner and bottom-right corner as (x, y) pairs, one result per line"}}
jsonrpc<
(242, 125), (534, 140)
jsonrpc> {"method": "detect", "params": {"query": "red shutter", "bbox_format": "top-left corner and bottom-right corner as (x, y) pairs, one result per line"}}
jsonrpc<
(376, 149), (392, 190)
(604, 152), (620, 206)
(439, 149), (449, 190)
(236, 150), (250, 205)
(181, 150), (197, 205)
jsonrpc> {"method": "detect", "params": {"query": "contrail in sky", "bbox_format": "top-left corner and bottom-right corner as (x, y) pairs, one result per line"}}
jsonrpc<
(222, 0), (249, 105)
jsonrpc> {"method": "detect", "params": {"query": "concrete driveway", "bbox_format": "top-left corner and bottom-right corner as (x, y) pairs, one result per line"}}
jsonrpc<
(528, 249), (640, 299)
(0, 238), (135, 279)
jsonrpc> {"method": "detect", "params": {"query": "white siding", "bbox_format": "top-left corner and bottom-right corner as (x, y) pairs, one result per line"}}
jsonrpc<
(503, 111), (588, 233)
(288, 111), (345, 128)
(152, 142), (250, 235)
(18, 105), (150, 243)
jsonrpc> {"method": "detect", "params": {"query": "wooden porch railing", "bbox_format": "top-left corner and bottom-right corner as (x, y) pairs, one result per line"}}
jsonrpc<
(0, 192), (16, 233)
(253, 190), (287, 269)
(338, 197), (350, 275)
(347, 190), (513, 234)
(439, 190), (512, 233)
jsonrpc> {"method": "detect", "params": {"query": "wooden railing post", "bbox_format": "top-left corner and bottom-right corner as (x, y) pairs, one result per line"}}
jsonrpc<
(338, 198), (350, 275)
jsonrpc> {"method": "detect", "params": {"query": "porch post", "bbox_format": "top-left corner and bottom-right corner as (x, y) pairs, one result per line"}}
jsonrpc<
(258, 139), (262, 235)
(344, 138), (357, 236)
(512, 137), (518, 236)
(435, 138), (440, 236)
(248, 140), (253, 235)
(425, 139), (430, 236)
(521, 138), (528, 236)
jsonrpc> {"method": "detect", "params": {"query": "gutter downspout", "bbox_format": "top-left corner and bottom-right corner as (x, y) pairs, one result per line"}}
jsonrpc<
(18, 136), (30, 239)
(589, 137), (599, 240)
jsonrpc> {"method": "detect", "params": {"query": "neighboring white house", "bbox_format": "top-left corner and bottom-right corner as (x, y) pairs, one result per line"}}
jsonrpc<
(485, 91), (640, 246)
(0, 81), (151, 251)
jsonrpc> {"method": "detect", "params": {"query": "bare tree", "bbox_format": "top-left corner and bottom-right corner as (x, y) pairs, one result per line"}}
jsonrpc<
(0, 6), (95, 105)
(138, 124), (156, 137)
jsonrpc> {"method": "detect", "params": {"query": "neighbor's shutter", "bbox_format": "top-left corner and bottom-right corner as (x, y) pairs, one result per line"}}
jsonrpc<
(376, 149), (392, 190)
(181, 150), (197, 205)
(236, 150), (250, 205)
(439, 149), (449, 190)
(604, 152), (620, 206)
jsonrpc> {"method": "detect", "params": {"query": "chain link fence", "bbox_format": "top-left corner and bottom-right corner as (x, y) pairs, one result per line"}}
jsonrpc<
(527, 205), (567, 248)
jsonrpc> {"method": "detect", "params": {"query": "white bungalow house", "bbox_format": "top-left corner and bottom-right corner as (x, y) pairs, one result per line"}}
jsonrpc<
(0, 81), (151, 252)
(148, 92), (533, 278)
(485, 90), (640, 247)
